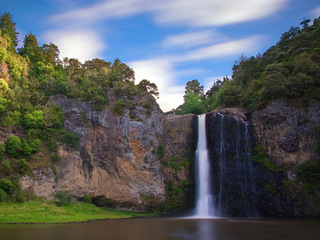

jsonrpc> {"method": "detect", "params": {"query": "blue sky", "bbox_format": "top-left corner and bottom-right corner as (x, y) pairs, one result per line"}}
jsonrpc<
(1, 0), (320, 111)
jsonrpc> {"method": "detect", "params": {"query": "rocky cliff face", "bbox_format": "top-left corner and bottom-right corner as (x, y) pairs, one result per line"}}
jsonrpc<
(205, 101), (320, 217)
(252, 100), (320, 167)
(20, 94), (197, 211)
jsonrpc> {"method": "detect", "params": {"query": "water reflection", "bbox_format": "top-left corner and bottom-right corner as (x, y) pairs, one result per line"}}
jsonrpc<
(0, 218), (320, 240)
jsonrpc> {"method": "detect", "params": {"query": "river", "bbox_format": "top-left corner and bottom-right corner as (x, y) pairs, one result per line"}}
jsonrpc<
(0, 218), (319, 240)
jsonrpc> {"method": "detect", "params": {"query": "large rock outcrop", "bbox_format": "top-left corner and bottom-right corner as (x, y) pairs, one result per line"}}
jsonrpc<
(205, 101), (320, 217)
(21, 94), (197, 211)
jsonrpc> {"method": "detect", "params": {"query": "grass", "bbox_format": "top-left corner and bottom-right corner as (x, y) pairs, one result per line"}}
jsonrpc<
(0, 199), (153, 224)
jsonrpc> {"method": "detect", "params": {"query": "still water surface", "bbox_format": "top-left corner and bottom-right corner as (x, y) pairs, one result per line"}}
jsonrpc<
(0, 218), (319, 240)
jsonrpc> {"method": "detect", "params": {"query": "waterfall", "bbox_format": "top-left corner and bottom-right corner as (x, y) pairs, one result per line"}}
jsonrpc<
(194, 114), (214, 218)
(192, 112), (259, 217)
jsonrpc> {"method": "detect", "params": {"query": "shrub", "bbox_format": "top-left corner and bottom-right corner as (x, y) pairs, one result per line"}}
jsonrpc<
(30, 139), (41, 152)
(51, 153), (61, 164)
(1, 160), (12, 175)
(112, 100), (125, 116)
(23, 110), (44, 129)
(61, 131), (79, 148)
(54, 190), (73, 206)
(0, 178), (15, 194)
(0, 143), (5, 160)
(5, 135), (21, 157)
(0, 189), (7, 202)
(17, 158), (29, 175)
(83, 193), (92, 204)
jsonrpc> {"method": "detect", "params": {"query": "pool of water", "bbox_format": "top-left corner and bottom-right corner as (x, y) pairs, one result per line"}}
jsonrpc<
(0, 218), (319, 240)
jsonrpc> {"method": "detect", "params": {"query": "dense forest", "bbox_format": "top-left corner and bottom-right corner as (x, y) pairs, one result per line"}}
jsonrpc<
(176, 17), (320, 115)
(0, 12), (158, 202)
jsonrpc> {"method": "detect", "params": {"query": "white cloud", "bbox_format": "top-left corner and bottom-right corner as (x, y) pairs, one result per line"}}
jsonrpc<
(171, 36), (263, 62)
(129, 59), (185, 112)
(48, 0), (146, 25)
(151, 0), (289, 27)
(43, 28), (105, 62)
(162, 31), (218, 48)
(49, 0), (289, 27)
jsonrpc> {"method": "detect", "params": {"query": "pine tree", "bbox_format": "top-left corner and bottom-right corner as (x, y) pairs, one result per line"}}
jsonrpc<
(0, 12), (19, 48)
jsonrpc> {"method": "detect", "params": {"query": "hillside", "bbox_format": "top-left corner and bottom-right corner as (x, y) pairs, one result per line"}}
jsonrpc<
(178, 17), (320, 114)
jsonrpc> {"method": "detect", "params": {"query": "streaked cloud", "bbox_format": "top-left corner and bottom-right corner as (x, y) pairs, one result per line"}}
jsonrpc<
(48, 0), (146, 25)
(43, 28), (105, 62)
(162, 30), (227, 48)
(49, 0), (289, 27)
(172, 36), (263, 62)
(153, 0), (289, 27)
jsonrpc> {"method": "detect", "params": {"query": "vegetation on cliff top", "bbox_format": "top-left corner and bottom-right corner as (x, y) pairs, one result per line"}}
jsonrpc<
(176, 16), (320, 115)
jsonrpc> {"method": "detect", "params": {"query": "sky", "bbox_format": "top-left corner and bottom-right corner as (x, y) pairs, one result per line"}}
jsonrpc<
(1, 0), (320, 111)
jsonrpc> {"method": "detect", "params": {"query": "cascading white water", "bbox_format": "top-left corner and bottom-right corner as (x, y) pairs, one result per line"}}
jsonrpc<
(194, 114), (214, 218)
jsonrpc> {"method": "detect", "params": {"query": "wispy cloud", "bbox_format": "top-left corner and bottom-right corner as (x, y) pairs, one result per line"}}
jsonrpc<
(172, 36), (263, 62)
(49, 0), (289, 27)
(162, 30), (225, 48)
(151, 0), (289, 27)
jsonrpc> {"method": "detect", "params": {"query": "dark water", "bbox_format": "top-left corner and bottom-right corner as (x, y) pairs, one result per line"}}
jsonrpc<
(0, 218), (319, 240)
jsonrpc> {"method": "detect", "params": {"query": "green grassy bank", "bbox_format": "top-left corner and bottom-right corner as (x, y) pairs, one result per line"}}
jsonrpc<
(0, 200), (152, 224)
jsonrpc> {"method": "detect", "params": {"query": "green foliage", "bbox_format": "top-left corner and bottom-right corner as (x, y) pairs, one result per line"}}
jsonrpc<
(161, 156), (189, 171)
(0, 178), (15, 194)
(1, 160), (12, 175)
(0, 143), (5, 160)
(157, 142), (165, 160)
(180, 90), (206, 115)
(23, 110), (44, 129)
(0, 78), (9, 94)
(0, 189), (7, 202)
(54, 190), (73, 206)
(82, 193), (92, 204)
(177, 17), (320, 114)
(0, 12), (19, 48)
(5, 135), (21, 157)
(17, 158), (29, 175)
(0, 47), (7, 63)
(80, 111), (89, 123)
(18, 33), (43, 64)
(30, 139), (41, 152)
(112, 100), (125, 116)
(295, 158), (320, 194)
(252, 144), (279, 172)
(60, 131), (80, 148)
(51, 153), (61, 164)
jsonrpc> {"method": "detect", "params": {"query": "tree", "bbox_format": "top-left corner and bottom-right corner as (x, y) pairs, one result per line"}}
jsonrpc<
(180, 90), (206, 115)
(108, 58), (135, 85)
(40, 43), (60, 65)
(0, 12), (19, 48)
(300, 18), (311, 30)
(18, 33), (43, 64)
(137, 79), (159, 98)
(184, 79), (204, 96)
